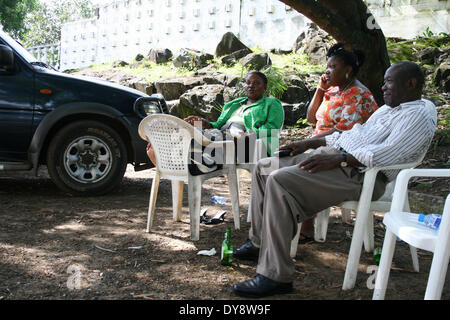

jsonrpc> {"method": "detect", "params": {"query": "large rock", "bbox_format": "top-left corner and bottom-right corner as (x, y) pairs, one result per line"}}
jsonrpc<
(221, 48), (252, 66)
(173, 48), (214, 70)
(147, 48), (173, 64)
(293, 23), (335, 65)
(215, 32), (251, 57)
(154, 78), (186, 100)
(433, 60), (450, 92)
(281, 86), (310, 104)
(418, 47), (442, 65)
(176, 84), (225, 120)
(129, 79), (154, 95)
(239, 52), (272, 70)
(282, 102), (309, 126)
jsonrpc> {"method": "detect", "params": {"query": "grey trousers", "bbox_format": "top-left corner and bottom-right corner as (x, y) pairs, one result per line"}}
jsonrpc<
(249, 148), (387, 283)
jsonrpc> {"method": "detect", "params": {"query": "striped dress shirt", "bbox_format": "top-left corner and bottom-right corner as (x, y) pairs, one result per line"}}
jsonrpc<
(325, 99), (437, 181)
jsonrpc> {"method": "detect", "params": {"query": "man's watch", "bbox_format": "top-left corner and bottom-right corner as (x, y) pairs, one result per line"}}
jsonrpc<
(340, 152), (348, 167)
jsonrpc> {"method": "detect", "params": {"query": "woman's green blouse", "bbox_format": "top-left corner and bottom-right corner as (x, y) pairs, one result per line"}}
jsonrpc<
(210, 96), (284, 156)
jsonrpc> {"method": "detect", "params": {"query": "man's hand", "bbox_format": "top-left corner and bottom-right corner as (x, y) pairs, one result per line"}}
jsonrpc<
(279, 137), (325, 156)
(297, 154), (341, 173)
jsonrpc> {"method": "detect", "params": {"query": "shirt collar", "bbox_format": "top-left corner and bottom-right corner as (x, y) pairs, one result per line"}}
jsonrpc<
(385, 99), (423, 112)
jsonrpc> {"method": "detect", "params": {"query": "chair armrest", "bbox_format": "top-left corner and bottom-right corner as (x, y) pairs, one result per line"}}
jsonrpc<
(364, 161), (421, 174)
(390, 168), (450, 212)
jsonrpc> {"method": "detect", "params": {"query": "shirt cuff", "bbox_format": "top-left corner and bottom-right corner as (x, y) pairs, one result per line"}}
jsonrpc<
(349, 149), (374, 169)
(325, 131), (341, 147)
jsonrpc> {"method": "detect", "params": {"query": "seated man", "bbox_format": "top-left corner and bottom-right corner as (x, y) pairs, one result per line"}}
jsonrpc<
(231, 61), (437, 298)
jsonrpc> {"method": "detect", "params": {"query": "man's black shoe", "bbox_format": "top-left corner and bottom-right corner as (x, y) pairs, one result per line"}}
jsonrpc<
(232, 274), (293, 298)
(233, 240), (259, 261)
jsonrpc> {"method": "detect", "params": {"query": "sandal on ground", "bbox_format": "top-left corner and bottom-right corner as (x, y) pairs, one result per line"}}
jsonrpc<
(201, 210), (227, 225)
(298, 233), (314, 244)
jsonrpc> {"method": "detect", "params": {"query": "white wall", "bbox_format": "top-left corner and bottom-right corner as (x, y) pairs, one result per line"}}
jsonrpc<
(366, 0), (449, 39)
(59, 0), (449, 71)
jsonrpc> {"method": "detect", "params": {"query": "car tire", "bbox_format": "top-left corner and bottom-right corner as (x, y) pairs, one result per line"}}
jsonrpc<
(47, 120), (127, 195)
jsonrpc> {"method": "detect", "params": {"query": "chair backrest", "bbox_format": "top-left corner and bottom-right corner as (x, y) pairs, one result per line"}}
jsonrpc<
(376, 150), (427, 202)
(138, 114), (211, 179)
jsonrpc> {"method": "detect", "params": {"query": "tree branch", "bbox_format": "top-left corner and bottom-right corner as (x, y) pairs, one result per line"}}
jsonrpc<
(279, 0), (354, 41)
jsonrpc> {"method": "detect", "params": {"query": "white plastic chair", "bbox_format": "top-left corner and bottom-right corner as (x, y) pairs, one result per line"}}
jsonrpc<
(291, 98), (438, 290)
(290, 155), (424, 255)
(373, 169), (450, 300)
(138, 114), (240, 241)
(290, 158), (427, 290)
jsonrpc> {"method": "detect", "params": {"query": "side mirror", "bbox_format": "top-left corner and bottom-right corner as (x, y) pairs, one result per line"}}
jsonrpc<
(0, 44), (14, 73)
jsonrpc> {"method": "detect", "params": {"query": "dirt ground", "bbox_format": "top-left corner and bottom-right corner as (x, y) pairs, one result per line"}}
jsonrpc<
(0, 151), (449, 302)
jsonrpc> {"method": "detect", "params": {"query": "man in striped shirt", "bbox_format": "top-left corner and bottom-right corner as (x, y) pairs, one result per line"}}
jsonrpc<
(232, 61), (437, 298)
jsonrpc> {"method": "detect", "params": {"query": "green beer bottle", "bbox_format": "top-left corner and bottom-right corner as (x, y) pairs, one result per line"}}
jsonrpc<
(373, 247), (382, 264)
(221, 227), (233, 266)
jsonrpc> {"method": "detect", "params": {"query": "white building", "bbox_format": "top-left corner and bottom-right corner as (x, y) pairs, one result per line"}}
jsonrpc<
(55, 0), (449, 71)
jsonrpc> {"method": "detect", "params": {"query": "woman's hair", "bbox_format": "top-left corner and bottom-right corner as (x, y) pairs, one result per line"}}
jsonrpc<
(247, 71), (268, 85)
(327, 42), (365, 76)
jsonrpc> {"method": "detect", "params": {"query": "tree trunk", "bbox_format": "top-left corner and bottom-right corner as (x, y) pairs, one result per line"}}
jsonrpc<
(279, 0), (390, 106)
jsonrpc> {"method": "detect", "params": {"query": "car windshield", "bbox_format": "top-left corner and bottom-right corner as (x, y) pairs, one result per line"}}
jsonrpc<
(0, 29), (37, 63)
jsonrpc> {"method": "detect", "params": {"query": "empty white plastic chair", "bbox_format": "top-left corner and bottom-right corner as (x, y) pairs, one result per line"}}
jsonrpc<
(138, 114), (241, 241)
(373, 168), (450, 300)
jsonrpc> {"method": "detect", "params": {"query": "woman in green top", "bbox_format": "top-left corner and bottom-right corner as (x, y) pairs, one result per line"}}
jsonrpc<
(184, 71), (284, 156)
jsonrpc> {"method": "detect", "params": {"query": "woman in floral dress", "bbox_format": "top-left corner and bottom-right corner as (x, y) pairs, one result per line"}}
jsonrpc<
(300, 42), (379, 241)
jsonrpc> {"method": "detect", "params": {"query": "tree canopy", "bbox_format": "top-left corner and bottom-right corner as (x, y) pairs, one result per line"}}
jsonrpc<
(0, 0), (38, 39)
(21, 0), (94, 47)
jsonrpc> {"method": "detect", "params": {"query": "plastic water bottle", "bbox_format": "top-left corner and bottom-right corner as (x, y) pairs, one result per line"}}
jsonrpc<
(211, 195), (226, 205)
(221, 227), (233, 266)
(418, 213), (442, 230)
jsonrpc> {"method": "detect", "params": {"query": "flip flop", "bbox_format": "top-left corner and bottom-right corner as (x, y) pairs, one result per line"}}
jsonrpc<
(298, 233), (314, 244)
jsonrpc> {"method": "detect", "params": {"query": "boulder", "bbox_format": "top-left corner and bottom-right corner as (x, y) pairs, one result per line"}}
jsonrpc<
(281, 86), (310, 105)
(293, 22), (335, 65)
(223, 86), (240, 103)
(154, 78), (187, 100)
(221, 48), (252, 66)
(147, 48), (173, 64)
(282, 102), (309, 126)
(433, 61), (450, 92)
(112, 60), (129, 68)
(239, 52), (272, 70)
(173, 48), (214, 70)
(225, 74), (241, 87)
(176, 84), (225, 120)
(129, 79), (148, 94)
(417, 47), (441, 65)
(135, 53), (145, 62)
(215, 32), (251, 57)
(183, 76), (206, 90)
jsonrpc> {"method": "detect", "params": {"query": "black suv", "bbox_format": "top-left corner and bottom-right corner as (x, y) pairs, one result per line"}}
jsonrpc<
(0, 29), (168, 195)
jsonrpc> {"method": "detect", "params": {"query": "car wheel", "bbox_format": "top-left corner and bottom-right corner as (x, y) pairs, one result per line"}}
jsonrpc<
(47, 120), (127, 195)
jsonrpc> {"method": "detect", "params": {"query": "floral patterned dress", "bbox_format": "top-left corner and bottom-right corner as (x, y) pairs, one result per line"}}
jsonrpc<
(313, 86), (379, 135)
